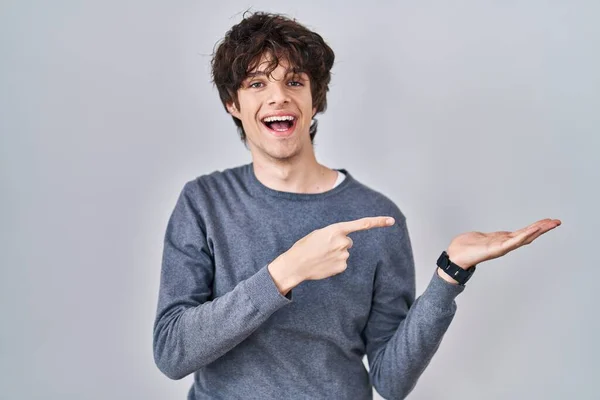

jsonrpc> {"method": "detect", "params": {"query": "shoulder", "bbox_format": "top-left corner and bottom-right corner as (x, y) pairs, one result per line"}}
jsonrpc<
(170, 165), (248, 230)
(181, 163), (248, 199)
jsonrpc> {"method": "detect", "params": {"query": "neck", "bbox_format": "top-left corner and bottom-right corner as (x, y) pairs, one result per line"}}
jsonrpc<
(252, 153), (337, 194)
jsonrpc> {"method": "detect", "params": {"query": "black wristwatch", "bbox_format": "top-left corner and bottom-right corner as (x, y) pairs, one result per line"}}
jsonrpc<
(436, 251), (476, 286)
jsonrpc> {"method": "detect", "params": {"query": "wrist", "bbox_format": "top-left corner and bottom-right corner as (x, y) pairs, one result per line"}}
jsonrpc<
(446, 250), (473, 270)
(267, 255), (303, 296)
(437, 250), (477, 286)
(437, 267), (460, 285)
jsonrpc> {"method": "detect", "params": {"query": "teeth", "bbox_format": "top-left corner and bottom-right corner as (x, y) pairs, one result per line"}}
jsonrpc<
(262, 115), (295, 122)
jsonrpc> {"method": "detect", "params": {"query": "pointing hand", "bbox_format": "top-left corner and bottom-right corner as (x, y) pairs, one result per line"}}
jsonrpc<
(268, 216), (395, 294)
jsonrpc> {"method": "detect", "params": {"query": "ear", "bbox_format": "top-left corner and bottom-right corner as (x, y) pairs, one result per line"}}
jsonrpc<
(226, 102), (242, 119)
(312, 107), (317, 118)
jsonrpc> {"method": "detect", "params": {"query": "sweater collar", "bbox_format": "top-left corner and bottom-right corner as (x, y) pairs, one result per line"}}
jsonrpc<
(244, 162), (354, 201)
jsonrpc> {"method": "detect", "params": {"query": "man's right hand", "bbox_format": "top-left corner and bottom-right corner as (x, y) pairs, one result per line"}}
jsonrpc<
(267, 216), (396, 295)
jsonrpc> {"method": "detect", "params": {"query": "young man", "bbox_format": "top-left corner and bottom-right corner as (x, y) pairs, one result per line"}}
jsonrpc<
(153, 12), (561, 399)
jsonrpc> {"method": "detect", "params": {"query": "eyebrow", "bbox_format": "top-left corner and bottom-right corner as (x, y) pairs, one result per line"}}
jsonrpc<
(245, 68), (306, 79)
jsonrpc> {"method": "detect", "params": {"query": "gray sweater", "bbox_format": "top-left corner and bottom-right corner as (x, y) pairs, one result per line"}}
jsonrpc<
(153, 163), (465, 399)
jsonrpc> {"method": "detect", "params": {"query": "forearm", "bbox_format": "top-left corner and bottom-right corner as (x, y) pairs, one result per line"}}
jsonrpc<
(369, 271), (463, 399)
(153, 265), (290, 380)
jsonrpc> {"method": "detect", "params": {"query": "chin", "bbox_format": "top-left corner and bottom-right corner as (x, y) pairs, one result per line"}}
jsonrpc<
(265, 148), (300, 161)
(262, 140), (305, 159)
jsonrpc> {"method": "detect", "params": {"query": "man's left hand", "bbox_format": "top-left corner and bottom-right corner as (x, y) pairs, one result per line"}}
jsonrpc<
(446, 218), (562, 270)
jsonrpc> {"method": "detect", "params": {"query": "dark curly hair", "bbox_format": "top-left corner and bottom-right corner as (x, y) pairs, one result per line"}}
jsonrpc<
(211, 11), (335, 145)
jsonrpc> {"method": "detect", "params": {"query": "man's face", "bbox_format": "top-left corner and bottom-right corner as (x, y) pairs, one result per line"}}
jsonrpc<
(227, 54), (317, 162)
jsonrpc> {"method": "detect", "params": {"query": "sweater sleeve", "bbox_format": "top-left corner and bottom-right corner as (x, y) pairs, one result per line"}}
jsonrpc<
(153, 182), (292, 380)
(363, 217), (465, 399)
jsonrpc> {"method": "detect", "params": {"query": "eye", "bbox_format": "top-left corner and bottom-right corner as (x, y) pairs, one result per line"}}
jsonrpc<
(248, 81), (264, 88)
(288, 81), (303, 87)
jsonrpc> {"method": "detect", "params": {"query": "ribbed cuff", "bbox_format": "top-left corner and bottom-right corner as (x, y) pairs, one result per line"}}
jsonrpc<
(241, 264), (293, 315)
(421, 268), (466, 310)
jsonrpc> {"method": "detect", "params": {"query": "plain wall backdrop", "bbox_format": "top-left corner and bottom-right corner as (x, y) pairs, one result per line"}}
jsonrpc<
(1, 1), (598, 399)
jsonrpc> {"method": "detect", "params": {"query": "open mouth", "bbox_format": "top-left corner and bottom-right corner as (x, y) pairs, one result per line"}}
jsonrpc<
(261, 115), (297, 135)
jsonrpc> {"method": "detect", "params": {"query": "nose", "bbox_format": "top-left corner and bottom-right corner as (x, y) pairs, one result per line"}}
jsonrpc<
(267, 81), (290, 106)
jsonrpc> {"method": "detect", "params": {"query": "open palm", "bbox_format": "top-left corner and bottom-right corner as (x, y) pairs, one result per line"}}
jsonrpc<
(447, 218), (562, 269)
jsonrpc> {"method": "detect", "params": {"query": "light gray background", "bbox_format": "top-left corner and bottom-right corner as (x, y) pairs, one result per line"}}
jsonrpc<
(1, 1), (598, 399)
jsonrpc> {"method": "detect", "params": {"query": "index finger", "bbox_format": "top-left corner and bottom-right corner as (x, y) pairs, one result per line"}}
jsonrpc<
(334, 216), (396, 234)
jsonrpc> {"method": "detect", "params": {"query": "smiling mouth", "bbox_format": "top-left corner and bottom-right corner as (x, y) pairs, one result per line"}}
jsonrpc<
(261, 117), (297, 135)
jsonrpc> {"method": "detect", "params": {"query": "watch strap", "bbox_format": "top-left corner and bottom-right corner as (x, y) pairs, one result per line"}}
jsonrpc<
(436, 251), (476, 286)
